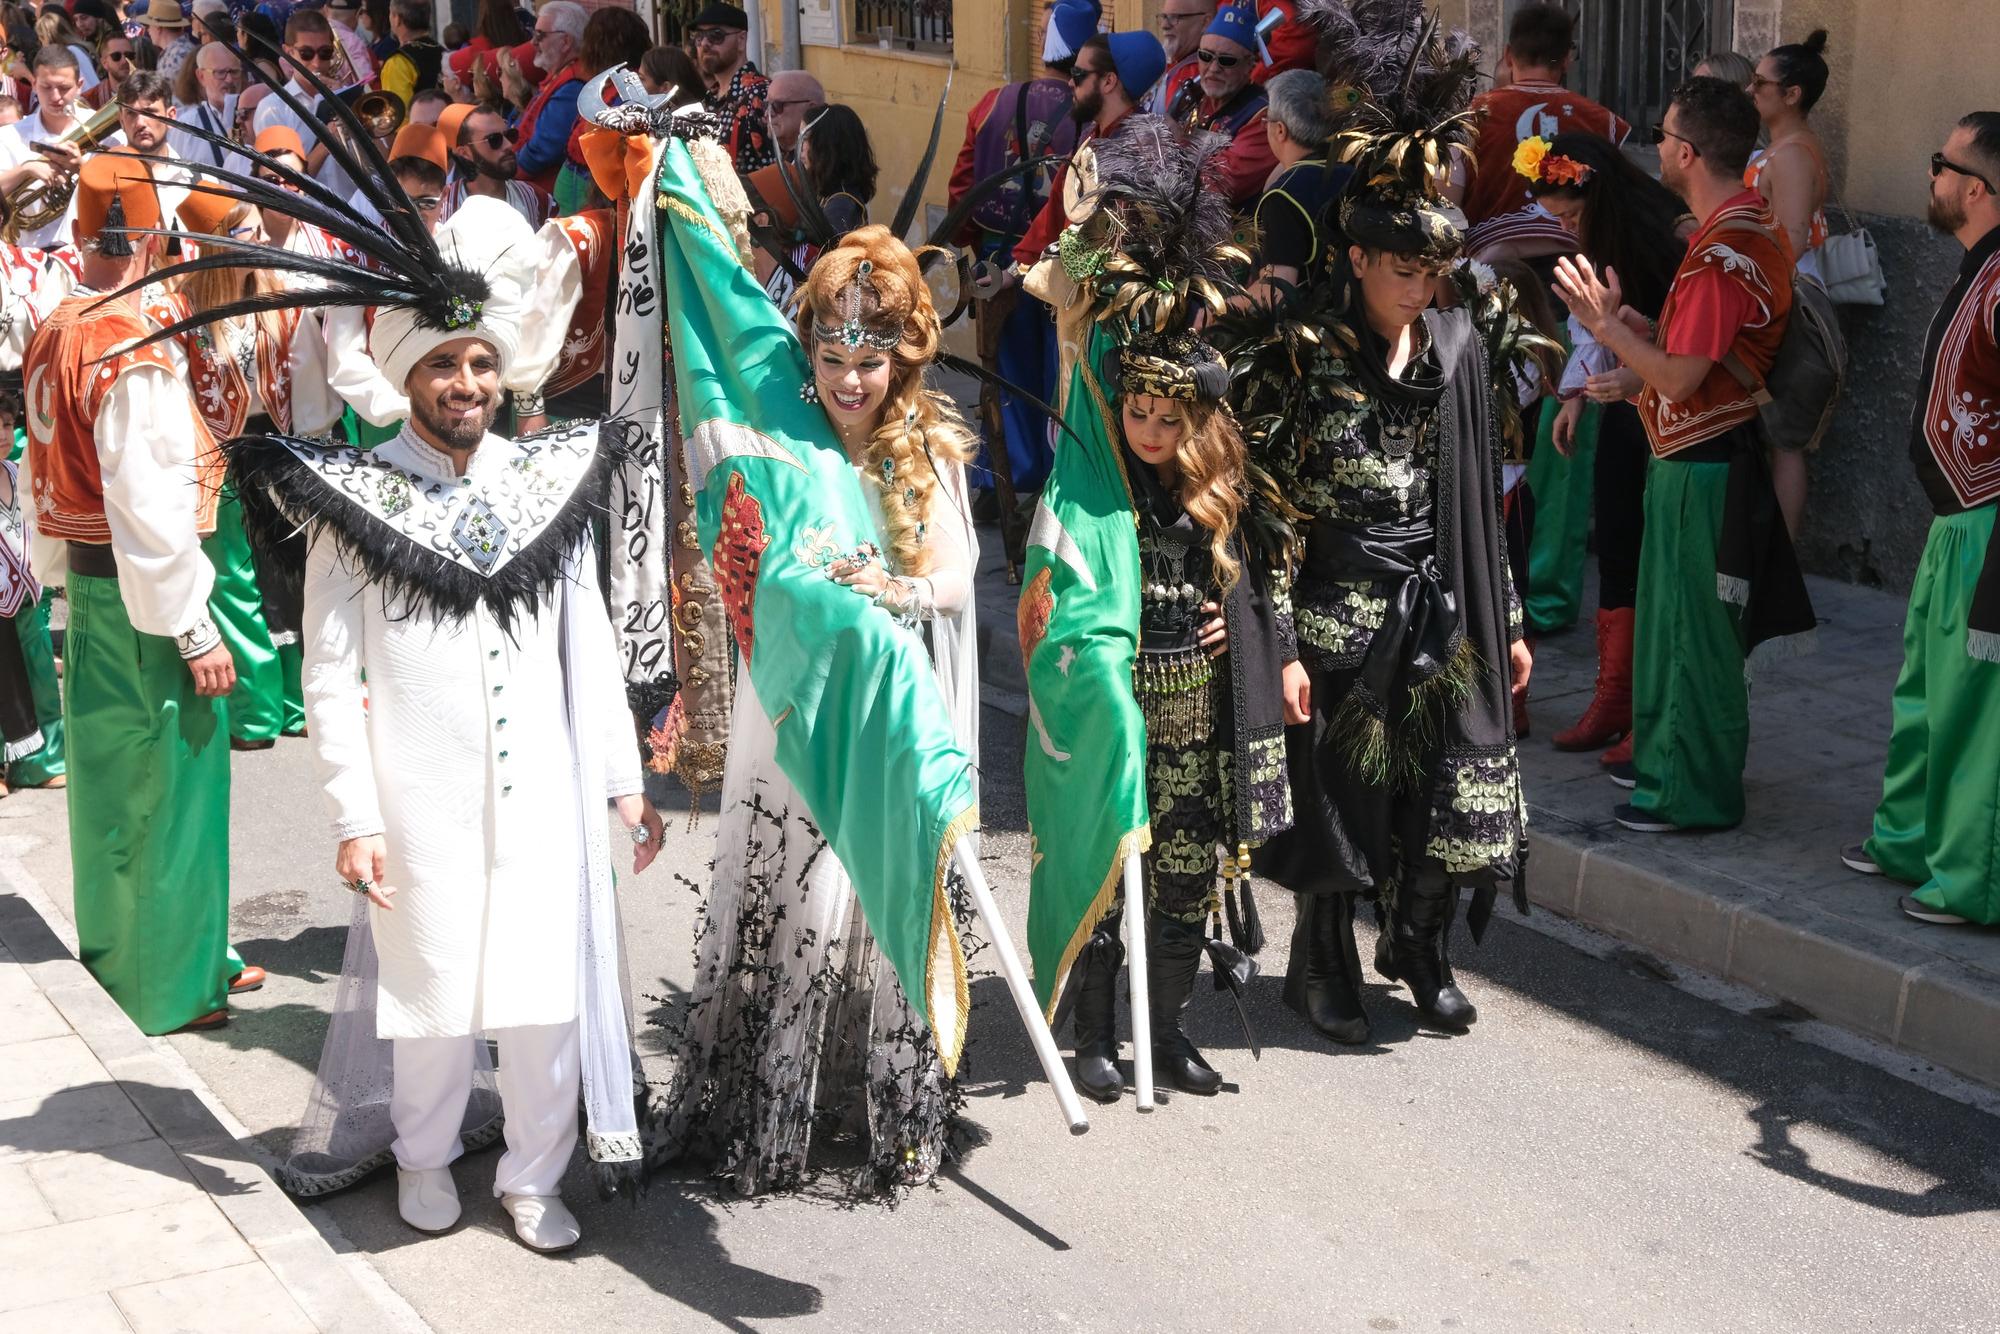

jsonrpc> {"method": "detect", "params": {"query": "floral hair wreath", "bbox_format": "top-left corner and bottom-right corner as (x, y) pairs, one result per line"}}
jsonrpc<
(1512, 135), (1593, 188)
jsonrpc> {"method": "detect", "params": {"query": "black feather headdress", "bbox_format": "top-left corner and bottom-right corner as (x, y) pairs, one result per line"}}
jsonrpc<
(93, 36), (516, 349)
(1301, 1), (1483, 263)
(1067, 116), (1247, 404)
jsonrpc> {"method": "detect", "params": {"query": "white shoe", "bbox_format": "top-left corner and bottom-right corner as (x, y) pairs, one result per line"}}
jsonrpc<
(396, 1167), (460, 1233)
(500, 1192), (581, 1252)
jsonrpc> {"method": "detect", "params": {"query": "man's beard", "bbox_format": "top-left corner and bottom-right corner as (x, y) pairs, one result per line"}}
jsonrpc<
(699, 47), (729, 77)
(473, 152), (517, 181)
(1072, 87), (1103, 124)
(413, 387), (495, 451)
(1928, 191), (1967, 236)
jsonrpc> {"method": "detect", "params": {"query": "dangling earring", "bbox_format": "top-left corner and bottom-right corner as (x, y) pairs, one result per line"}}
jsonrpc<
(799, 376), (820, 404)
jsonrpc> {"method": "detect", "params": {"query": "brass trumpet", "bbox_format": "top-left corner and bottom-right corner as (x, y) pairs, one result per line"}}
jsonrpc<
(1, 101), (126, 243)
(353, 89), (407, 146)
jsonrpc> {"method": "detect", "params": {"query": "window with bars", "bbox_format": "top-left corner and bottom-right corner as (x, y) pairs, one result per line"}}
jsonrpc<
(1570, 0), (1735, 133)
(853, 0), (953, 53)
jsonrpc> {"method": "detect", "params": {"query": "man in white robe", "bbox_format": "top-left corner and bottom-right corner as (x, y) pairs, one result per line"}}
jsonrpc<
(235, 198), (666, 1251)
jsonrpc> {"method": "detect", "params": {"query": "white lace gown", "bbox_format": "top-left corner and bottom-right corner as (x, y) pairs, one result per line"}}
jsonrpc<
(651, 455), (980, 1195)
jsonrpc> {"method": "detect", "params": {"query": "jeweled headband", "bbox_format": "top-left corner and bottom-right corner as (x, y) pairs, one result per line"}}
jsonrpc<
(1116, 329), (1228, 404)
(809, 259), (903, 352)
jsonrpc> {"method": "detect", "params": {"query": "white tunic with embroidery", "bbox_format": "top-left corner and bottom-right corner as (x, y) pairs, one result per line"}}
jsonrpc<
(300, 424), (644, 1039)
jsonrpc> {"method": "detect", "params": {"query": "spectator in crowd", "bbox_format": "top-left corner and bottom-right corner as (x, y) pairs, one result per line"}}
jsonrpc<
(323, 0), (377, 87)
(1523, 132), (1690, 763)
(365, 0), (399, 64)
(441, 21), (468, 51)
(0, 24), (31, 109)
(691, 2), (771, 172)
(443, 0), (526, 94)
(440, 100), (551, 228)
(740, 67), (818, 244)
(1146, 0), (1209, 114)
(0, 95), (17, 127)
(1845, 111), (2000, 928)
(378, 0), (442, 110)
(35, 7), (99, 91)
(236, 11), (284, 88)
(798, 103), (875, 240)
(1747, 28), (1833, 539)
(511, 0), (584, 193)
(1169, 5), (1274, 211)
(88, 28), (135, 109)
(169, 39), (248, 177)
(142, 0), (196, 82)
(1247, 67), (1345, 303)
(116, 68), (190, 224)
(949, 3), (1079, 507)
(1251, 0), (1316, 83)
(1694, 50), (1755, 91)
(409, 85), (447, 124)
(1460, 2), (1627, 261)
(1012, 30), (1164, 270)
(254, 10), (351, 192)
(0, 46), (87, 247)
(191, 0), (235, 47)
(553, 3), (648, 213)
(1554, 77), (1813, 835)
(637, 42), (700, 99)
(69, 0), (115, 47)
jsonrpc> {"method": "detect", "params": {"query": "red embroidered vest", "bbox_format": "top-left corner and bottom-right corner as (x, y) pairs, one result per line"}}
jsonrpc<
(143, 291), (301, 437)
(549, 208), (613, 395)
(26, 293), (222, 542)
(1641, 194), (1794, 458)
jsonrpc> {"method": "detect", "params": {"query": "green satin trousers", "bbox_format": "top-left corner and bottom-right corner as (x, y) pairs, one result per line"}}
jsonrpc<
(1865, 506), (2000, 924)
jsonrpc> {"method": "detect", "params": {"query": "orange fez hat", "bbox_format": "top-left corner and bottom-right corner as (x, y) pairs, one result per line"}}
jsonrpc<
(75, 151), (161, 244)
(252, 126), (307, 162)
(435, 102), (474, 152)
(389, 122), (449, 172)
(176, 183), (241, 237)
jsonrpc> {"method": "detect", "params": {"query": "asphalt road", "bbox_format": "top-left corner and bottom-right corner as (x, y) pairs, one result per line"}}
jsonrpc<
(11, 551), (2000, 1333)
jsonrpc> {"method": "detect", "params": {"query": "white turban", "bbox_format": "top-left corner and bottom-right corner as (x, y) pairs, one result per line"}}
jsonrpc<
(369, 196), (536, 397)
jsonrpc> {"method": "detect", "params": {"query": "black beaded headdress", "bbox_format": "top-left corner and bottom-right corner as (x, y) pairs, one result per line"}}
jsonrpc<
(1302, 0), (1481, 263)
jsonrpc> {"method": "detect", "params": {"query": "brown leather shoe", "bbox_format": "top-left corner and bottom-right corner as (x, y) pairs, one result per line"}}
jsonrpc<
(177, 1009), (230, 1032)
(228, 966), (266, 993)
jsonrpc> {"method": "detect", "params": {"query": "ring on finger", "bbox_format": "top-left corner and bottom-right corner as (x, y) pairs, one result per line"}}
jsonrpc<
(347, 877), (372, 894)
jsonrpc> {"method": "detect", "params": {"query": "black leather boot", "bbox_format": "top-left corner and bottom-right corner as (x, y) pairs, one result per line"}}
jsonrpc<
(1148, 914), (1222, 1095)
(1388, 873), (1478, 1031)
(1070, 917), (1125, 1103)
(1281, 892), (1370, 1045)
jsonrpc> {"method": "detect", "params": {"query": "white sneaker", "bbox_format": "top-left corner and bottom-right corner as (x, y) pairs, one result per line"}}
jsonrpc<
(500, 1192), (581, 1252)
(396, 1167), (460, 1233)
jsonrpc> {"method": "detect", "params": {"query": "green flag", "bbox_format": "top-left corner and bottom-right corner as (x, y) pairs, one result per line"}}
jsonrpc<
(1020, 328), (1152, 1017)
(652, 139), (979, 1073)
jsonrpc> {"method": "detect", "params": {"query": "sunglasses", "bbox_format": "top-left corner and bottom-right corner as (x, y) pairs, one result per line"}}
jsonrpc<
(409, 195), (442, 211)
(1932, 151), (1994, 192)
(1069, 64), (1104, 85)
(103, 49), (133, 62)
(690, 27), (735, 44)
(290, 44), (337, 61)
(1195, 49), (1243, 68)
(768, 98), (820, 114)
(474, 129), (512, 151)
(1649, 123), (1700, 155)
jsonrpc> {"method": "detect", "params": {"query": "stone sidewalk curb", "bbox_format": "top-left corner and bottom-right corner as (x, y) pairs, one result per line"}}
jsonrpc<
(1525, 811), (2000, 1090)
(0, 858), (428, 1334)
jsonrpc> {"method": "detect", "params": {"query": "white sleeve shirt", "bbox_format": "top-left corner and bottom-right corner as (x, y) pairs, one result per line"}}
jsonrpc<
(95, 363), (217, 640)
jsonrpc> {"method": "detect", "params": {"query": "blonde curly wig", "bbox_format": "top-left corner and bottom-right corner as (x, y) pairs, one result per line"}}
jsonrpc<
(796, 224), (975, 577)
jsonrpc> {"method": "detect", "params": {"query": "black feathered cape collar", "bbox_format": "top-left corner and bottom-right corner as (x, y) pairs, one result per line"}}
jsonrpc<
(228, 419), (622, 633)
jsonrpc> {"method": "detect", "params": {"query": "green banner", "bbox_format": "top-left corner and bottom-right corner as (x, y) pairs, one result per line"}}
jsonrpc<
(1020, 327), (1152, 1017)
(653, 139), (979, 1073)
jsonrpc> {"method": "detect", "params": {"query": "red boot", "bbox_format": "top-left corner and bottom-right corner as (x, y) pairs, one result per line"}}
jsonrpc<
(1600, 732), (1633, 767)
(1554, 608), (1633, 751)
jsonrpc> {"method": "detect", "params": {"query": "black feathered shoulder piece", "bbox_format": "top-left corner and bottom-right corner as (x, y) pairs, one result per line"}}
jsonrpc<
(229, 418), (630, 634)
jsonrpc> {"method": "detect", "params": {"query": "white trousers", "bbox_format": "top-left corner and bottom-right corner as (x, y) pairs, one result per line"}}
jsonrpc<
(390, 1021), (580, 1198)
